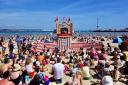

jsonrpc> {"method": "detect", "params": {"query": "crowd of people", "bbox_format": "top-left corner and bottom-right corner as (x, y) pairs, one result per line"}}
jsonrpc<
(0, 34), (128, 85)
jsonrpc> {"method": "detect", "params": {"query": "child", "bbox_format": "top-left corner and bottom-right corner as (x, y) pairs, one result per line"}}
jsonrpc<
(62, 61), (69, 74)
(113, 66), (120, 82)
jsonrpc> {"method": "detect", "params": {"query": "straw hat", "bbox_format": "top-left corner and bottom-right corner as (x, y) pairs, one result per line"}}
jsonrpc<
(13, 64), (21, 71)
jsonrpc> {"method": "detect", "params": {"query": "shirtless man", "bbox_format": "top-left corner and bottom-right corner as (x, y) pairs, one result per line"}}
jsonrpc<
(0, 59), (12, 74)
(0, 71), (14, 85)
(36, 52), (44, 64)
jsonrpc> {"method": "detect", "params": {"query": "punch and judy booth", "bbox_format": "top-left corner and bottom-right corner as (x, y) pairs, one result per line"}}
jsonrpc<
(55, 17), (73, 51)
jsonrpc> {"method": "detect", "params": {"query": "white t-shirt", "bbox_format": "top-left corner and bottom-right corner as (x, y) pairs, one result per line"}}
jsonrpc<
(52, 63), (64, 79)
(102, 76), (113, 85)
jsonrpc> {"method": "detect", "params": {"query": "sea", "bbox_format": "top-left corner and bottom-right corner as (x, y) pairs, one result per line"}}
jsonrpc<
(0, 31), (128, 36)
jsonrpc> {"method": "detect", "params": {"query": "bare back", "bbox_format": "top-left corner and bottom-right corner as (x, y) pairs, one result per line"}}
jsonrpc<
(0, 79), (14, 85)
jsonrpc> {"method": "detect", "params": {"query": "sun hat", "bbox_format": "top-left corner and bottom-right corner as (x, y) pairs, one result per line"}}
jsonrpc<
(13, 64), (21, 71)
(102, 76), (113, 85)
(36, 61), (40, 66)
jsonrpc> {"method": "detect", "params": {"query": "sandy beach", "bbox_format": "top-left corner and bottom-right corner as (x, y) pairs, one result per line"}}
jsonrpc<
(0, 34), (127, 85)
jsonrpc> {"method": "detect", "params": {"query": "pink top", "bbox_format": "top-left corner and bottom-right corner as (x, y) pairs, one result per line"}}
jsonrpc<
(91, 50), (98, 60)
(92, 51), (97, 56)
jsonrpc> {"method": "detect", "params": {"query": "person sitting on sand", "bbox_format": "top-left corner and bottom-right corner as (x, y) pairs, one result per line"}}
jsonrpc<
(113, 55), (124, 68)
(112, 66), (120, 82)
(123, 49), (128, 62)
(107, 43), (112, 54)
(52, 57), (64, 84)
(124, 61), (128, 75)
(22, 42), (27, 53)
(90, 48), (99, 68)
(69, 64), (78, 77)
(98, 49), (107, 68)
(29, 74), (41, 85)
(10, 64), (22, 85)
(90, 48), (98, 61)
(84, 56), (91, 67)
(99, 49), (107, 61)
(16, 35), (22, 54)
(8, 39), (14, 54)
(0, 58), (13, 74)
(36, 52), (44, 65)
(62, 61), (69, 74)
(0, 52), (2, 60)
(81, 62), (91, 80)
(0, 71), (14, 85)
(72, 70), (83, 85)
(102, 62), (112, 77)
(25, 58), (35, 79)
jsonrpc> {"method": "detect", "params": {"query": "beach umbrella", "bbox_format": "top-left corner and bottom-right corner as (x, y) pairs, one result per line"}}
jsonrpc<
(113, 37), (122, 43)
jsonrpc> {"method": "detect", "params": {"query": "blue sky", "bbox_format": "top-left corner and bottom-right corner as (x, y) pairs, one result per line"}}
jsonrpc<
(0, 0), (128, 30)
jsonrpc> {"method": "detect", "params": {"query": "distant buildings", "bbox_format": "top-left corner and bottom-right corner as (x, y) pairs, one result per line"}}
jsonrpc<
(93, 27), (128, 32)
